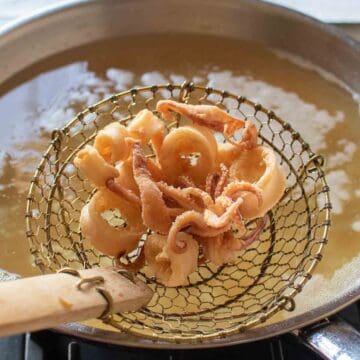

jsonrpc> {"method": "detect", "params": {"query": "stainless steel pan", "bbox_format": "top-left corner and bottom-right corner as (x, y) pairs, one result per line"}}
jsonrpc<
(0, 0), (359, 357)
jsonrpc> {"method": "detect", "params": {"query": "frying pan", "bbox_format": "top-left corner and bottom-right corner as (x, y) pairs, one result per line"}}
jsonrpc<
(0, 0), (359, 358)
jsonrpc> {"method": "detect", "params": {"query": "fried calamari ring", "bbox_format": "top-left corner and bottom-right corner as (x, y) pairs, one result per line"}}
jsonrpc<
(156, 100), (244, 136)
(80, 190), (144, 256)
(94, 122), (132, 163)
(230, 146), (286, 219)
(74, 145), (119, 188)
(127, 109), (165, 158)
(158, 125), (217, 186)
(133, 143), (172, 234)
(144, 232), (199, 287)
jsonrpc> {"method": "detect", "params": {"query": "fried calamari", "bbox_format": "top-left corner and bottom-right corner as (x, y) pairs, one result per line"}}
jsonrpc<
(74, 100), (286, 286)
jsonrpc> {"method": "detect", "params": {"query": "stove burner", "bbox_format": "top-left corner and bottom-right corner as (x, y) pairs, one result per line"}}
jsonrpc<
(1, 302), (359, 360)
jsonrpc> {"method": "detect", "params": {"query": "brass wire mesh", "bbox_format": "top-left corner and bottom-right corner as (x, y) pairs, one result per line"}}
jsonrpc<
(25, 83), (331, 343)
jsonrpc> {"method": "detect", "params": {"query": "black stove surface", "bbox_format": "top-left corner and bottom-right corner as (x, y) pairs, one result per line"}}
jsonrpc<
(2, 303), (359, 360)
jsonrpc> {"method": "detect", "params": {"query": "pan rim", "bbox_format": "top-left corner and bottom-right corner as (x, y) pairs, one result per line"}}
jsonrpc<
(54, 287), (360, 349)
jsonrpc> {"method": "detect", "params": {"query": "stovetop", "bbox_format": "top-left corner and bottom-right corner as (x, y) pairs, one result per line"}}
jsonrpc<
(1, 303), (359, 360)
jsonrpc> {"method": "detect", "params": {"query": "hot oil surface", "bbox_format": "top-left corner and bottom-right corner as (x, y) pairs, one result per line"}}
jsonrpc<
(0, 34), (359, 317)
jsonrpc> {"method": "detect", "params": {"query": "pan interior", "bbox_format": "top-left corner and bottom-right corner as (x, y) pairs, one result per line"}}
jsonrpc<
(0, 33), (358, 343)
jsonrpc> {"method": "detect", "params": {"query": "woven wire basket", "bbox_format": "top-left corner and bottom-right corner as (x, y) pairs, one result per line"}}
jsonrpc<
(25, 83), (331, 342)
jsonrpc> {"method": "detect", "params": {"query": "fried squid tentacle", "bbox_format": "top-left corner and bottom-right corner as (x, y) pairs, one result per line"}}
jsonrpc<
(216, 122), (259, 168)
(225, 121), (258, 150)
(241, 215), (269, 247)
(178, 175), (196, 188)
(145, 232), (199, 287)
(200, 234), (238, 267)
(233, 210), (247, 236)
(156, 100), (244, 136)
(133, 143), (172, 234)
(182, 187), (215, 208)
(214, 163), (229, 198)
(222, 180), (263, 206)
(205, 172), (220, 198)
(167, 210), (230, 253)
(240, 121), (258, 150)
(157, 181), (203, 212)
(188, 223), (231, 238)
(200, 217), (267, 267)
(157, 181), (218, 211)
(203, 197), (244, 228)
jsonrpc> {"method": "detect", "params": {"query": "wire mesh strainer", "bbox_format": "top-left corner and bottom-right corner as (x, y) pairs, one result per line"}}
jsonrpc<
(25, 83), (331, 343)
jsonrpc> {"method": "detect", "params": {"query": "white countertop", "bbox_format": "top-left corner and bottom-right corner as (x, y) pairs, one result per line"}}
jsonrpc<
(0, 0), (359, 41)
(265, 0), (360, 23)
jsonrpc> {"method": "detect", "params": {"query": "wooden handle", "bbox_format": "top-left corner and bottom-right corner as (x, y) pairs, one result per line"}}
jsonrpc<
(0, 267), (152, 337)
